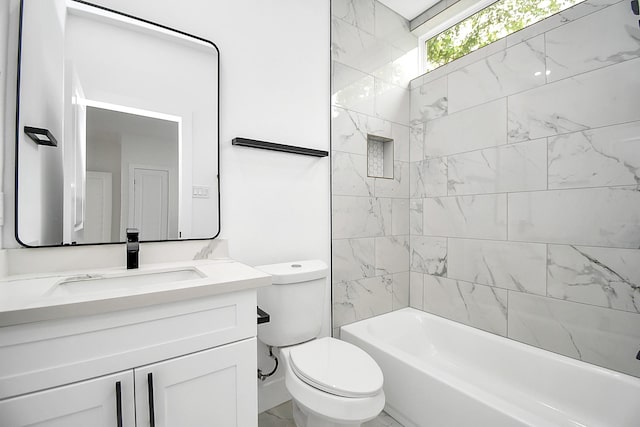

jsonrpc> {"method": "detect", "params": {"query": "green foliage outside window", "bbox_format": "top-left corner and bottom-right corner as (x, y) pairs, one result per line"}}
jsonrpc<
(425, 0), (583, 71)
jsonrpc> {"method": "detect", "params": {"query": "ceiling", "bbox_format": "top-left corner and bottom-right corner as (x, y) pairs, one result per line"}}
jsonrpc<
(87, 107), (178, 143)
(377, 0), (443, 20)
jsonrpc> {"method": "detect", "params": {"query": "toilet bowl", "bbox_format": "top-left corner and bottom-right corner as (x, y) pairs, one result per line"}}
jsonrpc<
(281, 337), (385, 427)
(256, 260), (385, 427)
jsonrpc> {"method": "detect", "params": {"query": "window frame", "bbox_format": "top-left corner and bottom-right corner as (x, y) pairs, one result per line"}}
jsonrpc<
(418, 0), (499, 73)
(418, 0), (584, 73)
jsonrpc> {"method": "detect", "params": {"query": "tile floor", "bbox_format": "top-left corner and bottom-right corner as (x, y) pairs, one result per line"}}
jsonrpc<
(258, 400), (403, 427)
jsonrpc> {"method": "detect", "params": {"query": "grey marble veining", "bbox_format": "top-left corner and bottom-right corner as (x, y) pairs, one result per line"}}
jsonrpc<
(423, 157), (448, 196)
(505, 0), (622, 47)
(448, 35), (546, 113)
(507, 58), (640, 143)
(375, 161), (409, 198)
(332, 63), (375, 116)
(331, 0), (434, 333)
(331, 0), (374, 34)
(374, 80), (410, 125)
(333, 60), (370, 95)
(374, 1), (415, 52)
(508, 292), (640, 377)
(410, 272), (424, 309)
(447, 139), (547, 195)
(333, 196), (391, 239)
(391, 199), (409, 235)
(508, 187), (640, 248)
(333, 275), (393, 327)
(404, 0), (640, 380)
(375, 235), (410, 275)
(448, 238), (546, 295)
(423, 194), (507, 240)
(373, 47), (419, 89)
(548, 121), (640, 189)
(392, 123), (410, 162)
(332, 17), (394, 75)
(392, 271), (410, 310)
(423, 275), (508, 336)
(409, 199), (423, 235)
(422, 38), (509, 86)
(410, 158), (447, 198)
(410, 75), (448, 124)
(192, 239), (229, 260)
(545, 1), (640, 83)
(548, 244), (640, 313)
(410, 236), (447, 276)
(409, 123), (425, 161)
(332, 151), (374, 196)
(409, 161), (425, 199)
(332, 107), (392, 156)
(332, 238), (375, 283)
(425, 98), (507, 158)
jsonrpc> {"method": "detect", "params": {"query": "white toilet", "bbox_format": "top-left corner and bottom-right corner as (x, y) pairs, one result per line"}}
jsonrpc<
(256, 260), (385, 427)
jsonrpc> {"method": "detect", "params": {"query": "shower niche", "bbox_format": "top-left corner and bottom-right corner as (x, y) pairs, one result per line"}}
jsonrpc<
(367, 134), (394, 179)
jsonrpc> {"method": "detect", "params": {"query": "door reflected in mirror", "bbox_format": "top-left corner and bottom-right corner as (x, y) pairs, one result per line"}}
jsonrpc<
(16, 0), (219, 247)
(81, 105), (181, 244)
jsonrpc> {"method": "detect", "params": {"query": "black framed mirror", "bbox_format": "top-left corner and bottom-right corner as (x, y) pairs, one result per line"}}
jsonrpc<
(15, 0), (220, 247)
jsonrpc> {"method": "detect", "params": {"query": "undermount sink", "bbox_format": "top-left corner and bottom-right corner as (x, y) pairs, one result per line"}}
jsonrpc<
(50, 268), (205, 296)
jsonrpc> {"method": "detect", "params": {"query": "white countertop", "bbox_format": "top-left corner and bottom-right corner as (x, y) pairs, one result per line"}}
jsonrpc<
(0, 259), (272, 327)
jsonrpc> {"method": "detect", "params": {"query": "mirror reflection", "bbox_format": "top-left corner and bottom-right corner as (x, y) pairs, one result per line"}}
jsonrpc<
(85, 106), (180, 243)
(16, 0), (219, 247)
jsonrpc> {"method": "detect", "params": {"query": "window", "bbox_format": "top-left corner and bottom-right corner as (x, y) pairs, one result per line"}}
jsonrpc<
(422, 0), (584, 72)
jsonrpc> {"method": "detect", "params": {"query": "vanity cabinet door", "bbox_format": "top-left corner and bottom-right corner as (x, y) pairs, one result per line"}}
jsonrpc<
(134, 337), (257, 427)
(0, 370), (135, 427)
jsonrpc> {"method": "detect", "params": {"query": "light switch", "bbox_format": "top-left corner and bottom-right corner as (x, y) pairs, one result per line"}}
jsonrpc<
(192, 186), (210, 198)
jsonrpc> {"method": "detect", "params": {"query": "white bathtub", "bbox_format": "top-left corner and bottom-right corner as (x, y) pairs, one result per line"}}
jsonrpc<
(341, 308), (640, 427)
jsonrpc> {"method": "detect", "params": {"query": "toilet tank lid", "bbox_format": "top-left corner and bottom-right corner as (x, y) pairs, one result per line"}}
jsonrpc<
(255, 260), (328, 284)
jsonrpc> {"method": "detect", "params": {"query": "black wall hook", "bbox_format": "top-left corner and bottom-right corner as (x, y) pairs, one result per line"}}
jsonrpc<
(632, 0), (639, 15)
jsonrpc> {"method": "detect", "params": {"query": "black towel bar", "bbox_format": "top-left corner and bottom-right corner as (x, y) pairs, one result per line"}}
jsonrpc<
(232, 137), (328, 157)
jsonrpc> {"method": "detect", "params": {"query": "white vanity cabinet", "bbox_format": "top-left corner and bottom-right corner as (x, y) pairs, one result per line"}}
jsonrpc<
(0, 370), (136, 426)
(0, 282), (265, 427)
(135, 339), (256, 426)
(0, 340), (256, 427)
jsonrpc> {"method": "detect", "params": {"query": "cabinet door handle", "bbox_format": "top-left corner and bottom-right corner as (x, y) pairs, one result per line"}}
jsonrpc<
(115, 381), (123, 427)
(147, 372), (155, 427)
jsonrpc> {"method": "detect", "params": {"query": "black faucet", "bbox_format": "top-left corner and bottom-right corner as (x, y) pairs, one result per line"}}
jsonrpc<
(126, 228), (139, 269)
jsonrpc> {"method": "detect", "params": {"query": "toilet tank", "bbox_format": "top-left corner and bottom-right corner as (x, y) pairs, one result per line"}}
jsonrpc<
(256, 260), (328, 347)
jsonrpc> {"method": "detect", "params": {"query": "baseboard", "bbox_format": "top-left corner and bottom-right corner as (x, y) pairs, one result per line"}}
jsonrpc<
(258, 376), (291, 413)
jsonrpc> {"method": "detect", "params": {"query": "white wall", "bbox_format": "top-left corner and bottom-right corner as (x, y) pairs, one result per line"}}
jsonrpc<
(1, 0), (330, 411)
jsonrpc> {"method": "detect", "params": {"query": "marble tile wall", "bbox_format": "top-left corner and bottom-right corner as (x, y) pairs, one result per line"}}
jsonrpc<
(331, 0), (418, 330)
(409, 0), (640, 377)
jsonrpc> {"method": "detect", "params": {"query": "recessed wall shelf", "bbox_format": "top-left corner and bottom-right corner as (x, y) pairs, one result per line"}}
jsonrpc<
(367, 134), (394, 178)
(232, 137), (328, 157)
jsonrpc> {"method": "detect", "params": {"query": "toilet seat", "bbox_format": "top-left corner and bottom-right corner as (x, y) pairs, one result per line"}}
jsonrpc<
(288, 337), (383, 398)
